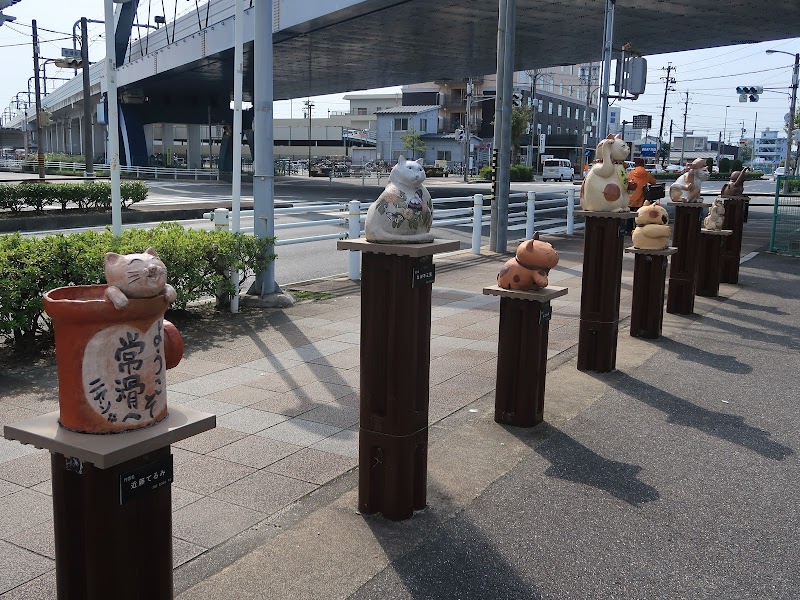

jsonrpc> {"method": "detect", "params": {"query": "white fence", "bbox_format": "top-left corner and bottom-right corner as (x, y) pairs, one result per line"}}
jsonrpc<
(0, 158), (219, 181)
(204, 188), (584, 284)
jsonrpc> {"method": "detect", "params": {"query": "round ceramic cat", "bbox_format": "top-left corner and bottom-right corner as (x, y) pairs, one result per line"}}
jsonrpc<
(364, 156), (434, 243)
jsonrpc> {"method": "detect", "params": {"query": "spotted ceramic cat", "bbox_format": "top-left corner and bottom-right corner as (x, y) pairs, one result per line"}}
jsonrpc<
(104, 248), (177, 310)
(364, 156), (434, 243)
(497, 232), (559, 290)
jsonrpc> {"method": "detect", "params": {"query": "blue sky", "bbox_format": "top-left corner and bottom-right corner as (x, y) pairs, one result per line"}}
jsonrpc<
(1, 1), (796, 142)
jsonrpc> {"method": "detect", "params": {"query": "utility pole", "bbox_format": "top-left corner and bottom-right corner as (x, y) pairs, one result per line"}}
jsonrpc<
(752, 111), (758, 168)
(667, 119), (673, 165)
(32, 20), (45, 179)
(597, 0), (615, 139)
(657, 63), (676, 167)
(789, 53), (799, 176)
(80, 17), (94, 178)
(463, 79), (472, 183)
(579, 64), (598, 174)
(304, 99), (314, 177)
(679, 92), (688, 167)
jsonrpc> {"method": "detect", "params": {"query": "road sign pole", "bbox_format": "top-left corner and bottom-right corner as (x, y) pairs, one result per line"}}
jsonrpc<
(81, 18), (94, 179)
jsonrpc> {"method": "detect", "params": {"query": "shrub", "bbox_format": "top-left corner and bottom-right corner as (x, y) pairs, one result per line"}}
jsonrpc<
(719, 158), (731, 174)
(510, 165), (534, 182)
(0, 181), (149, 213)
(0, 224), (275, 350)
(478, 166), (493, 181)
(731, 159), (743, 172)
(706, 158), (714, 171)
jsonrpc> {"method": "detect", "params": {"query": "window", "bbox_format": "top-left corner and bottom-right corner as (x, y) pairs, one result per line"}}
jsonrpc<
(569, 85), (574, 97)
(393, 118), (408, 131)
(548, 102), (553, 115)
(576, 109), (581, 122)
(437, 150), (452, 161)
(376, 107), (382, 111)
(609, 112), (617, 124)
(557, 127), (562, 134)
(559, 83), (564, 95)
(548, 80), (554, 92)
(537, 123), (542, 134)
(357, 108), (368, 116)
(566, 106), (571, 119)
(557, 104), (562, 117)
(570, 65), (574, 75)
(538, 99), (543, 112)
(547, 125), (552, 135)
(419, 118), (428, 133)
(560, 66), (565, 72)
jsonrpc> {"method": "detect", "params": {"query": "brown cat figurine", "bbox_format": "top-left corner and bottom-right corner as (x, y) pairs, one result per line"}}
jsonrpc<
(104, 248), (177, 310)
(497, 233), (559, 290)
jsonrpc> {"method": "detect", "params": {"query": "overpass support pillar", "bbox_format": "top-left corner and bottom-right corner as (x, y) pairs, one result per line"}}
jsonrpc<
(144, 124), (155, 158)
(163, 123), (175, 166)
(187, 125), (202, 169)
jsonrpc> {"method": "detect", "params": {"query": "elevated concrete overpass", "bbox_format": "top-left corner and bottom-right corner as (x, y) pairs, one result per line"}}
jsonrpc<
(10, 0), (800, 166)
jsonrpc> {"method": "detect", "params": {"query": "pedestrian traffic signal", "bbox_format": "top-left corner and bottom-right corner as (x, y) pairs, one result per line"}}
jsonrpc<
(736, 86), (762, 102)
(455, 128), (465, 142)
(512, 92), (523, 107)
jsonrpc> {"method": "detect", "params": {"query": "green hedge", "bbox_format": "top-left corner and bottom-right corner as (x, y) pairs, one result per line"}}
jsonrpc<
(0, 223), (275, 349)
(510, 164), (534, 182)
(0, 181), (148, 213)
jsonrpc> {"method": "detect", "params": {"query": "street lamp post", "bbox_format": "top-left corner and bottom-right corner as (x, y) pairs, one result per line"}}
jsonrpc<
(766, 49), (799, 180)
(719, 105), (730, 164)
(304, 99), (314, 177)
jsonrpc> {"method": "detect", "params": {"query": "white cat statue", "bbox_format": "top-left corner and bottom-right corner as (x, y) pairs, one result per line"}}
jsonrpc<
(364, 156), (434, 243)
(579, 134), (631, 212)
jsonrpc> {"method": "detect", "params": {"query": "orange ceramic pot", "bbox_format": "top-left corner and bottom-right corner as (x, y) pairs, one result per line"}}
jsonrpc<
(43, 285), (181, 434)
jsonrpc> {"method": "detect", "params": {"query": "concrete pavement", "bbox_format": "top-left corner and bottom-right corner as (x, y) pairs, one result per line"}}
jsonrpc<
(0, 212), (793, 598)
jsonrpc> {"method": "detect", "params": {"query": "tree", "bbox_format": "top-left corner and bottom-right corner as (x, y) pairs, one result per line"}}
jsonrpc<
(738, 142), (753, 163)
(400, 128), (426, 160)
(658, 142), (671, 164)
(510, 105), (533, 165)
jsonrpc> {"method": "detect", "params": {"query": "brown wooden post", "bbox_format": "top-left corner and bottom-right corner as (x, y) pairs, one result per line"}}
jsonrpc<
(625, 247), (677, 339)
(666, 202), (708, 315)
(2, 406), (215, 600)
(719, 196), (747, 284)
(575, 211), (636, 373)
(338, 238), (458, 521)
(483, 285), (568, 427)
(696, 229), (733, 297)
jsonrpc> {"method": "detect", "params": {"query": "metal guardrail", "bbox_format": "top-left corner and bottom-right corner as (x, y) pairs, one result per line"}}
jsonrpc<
(203, 188), (583, 291)
(0, 158), (219, 180)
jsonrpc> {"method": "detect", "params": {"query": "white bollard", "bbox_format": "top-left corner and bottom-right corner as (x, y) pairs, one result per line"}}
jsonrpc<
(213, 207), (230, 230)
(566, 187), (575, 234)
(348, 200), (362, 281)
(525, 190), (536, 239)
(230, 270), (239, 314)
(472, 194), (484, 255)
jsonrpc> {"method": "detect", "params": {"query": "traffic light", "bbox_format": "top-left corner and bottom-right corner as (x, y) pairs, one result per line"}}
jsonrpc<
(512, 92), (523, 107)
(454, 128), (465, 142)
(736, 86), (762, 102)
(55, 58), (84, 69)
(0, 0), (18, 27)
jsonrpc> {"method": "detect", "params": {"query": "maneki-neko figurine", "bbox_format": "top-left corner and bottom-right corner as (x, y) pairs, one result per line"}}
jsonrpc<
(580, 134), (633, 212)
(42, 248), (183, 434)
(669, 158), (710, 203)
(497, 232), (560, 290)
(632, 202), (671, 250)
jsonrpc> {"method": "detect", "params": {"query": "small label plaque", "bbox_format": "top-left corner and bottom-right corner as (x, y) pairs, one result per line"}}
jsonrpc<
(119, 454), (173, 505)
(412, 256), (435, 288)
(539, 304), (553, 324)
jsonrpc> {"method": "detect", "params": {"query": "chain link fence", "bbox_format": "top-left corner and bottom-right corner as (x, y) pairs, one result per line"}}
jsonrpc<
(770, 176), (800, 256)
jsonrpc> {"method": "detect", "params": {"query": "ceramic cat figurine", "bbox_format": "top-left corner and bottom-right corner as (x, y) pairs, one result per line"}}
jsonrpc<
(580, 134), (632, 212)
(364, 156), (434, 243)
(632, 202), (671, 250)
(497, 232), (559, 290)
(104, 248), (177, 310)
(720, 167), (749, 198)
(669, 158), (710, 203)
(704, 198), (725, 230)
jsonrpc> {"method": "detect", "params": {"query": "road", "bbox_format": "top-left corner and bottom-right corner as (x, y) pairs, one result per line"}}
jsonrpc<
(16, 174), (781, 286)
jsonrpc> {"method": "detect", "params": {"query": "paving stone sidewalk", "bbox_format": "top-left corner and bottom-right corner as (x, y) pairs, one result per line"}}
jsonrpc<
(0, 216), (772, 597)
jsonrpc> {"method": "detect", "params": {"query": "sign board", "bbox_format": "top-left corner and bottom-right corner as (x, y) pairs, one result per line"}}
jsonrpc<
(119, 455), (173, 505)
(411, 256), (435, 288)
(585, 149), (591, 157)
(539, 133), (546, 154)
(632, 115), (652, 129)
(540, 154), (554, 164)
(61, 48), (81, 59)
(539, 305), (553, 324)
(640, 143), (657, 157)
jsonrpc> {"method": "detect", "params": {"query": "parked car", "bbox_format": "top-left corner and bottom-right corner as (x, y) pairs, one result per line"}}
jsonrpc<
(665, 164), (684, 173)
(624, 161), (635, 172)
(644, 163), (663, 174)
(542, 158), (574, 182)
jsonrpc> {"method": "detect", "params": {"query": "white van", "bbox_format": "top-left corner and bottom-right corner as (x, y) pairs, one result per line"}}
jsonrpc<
(542, 159), (574, 182)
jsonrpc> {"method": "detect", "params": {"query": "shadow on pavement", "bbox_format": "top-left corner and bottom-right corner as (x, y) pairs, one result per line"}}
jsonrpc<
(355, 481), (542, 600)
(604, 372), (793, 461)
(527, 423), (660, 506)
(652, 337), (752, 374)
(719, 296), (790, 317)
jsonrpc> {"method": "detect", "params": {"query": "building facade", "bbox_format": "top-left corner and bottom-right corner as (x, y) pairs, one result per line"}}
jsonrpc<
(753, 128), (788, 167)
